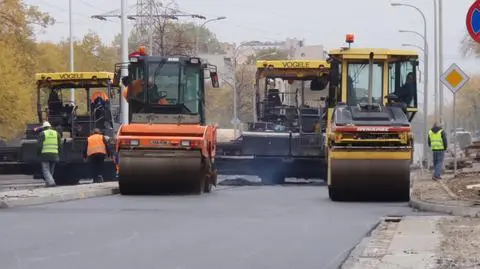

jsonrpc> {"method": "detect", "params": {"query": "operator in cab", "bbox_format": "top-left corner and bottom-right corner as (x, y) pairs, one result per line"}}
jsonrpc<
(37, 121), (61, 187)
(90, 91), (109, 104)
(122, 77), (168, 105)
(84, 128), (111, 183)
(394, 72), (415, 106)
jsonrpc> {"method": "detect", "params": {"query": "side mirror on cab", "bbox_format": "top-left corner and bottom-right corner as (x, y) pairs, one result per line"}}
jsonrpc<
(113, 67), (122, 87)
(210, 72), (220, 88)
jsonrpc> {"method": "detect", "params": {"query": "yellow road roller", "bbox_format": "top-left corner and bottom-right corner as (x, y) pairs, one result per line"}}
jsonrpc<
(324, 35), (418, 201)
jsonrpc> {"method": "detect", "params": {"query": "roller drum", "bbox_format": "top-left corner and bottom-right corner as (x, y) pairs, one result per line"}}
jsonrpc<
(329, 158), (410, 201)
(118, 149), (205, 193)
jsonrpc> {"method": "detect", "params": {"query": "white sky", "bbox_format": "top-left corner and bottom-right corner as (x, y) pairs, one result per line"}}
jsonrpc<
(24, 0), (480, 112)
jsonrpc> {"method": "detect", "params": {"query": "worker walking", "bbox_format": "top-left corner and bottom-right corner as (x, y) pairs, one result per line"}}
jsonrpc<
(84, 128), (111, 183)
(37, 121), (61, 187)
(428, 122), (448, 180)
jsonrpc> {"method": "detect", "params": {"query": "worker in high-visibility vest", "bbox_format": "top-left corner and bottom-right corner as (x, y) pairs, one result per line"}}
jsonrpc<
(83, 128), (111, 183)
(428, 122), (448, 180)
(37, 121), (61, 187)
(90, 91), (109, 104)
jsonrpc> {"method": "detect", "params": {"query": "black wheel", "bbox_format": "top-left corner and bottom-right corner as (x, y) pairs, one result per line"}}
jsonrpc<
(53, 164), (81, 186)
(204, 176), (212, 193)
(261, 172), (285, 185)
(119, 179), (136, 195)
(328, 186), (346, 201)
(392, 183), (411, 202)
(193, 177), (205, 195)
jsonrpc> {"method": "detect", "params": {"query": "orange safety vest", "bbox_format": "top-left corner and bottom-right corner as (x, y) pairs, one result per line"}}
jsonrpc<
(87, 134), (107, 156)
(90, 91), (109, 103)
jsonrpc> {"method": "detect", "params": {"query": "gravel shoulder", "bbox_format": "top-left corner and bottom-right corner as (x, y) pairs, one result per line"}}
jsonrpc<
(446, 175), (480, 201)
(436, 217), (480, 269)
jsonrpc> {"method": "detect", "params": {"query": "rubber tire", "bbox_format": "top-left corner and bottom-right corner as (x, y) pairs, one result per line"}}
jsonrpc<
(193, 176), (205, 195)
(328, 186), (346, 202)
(261, 172), (285, 185)
(394, 183), (411, 202)
(119, 180), (136, 195)
(54, 174), (80, 186)
(204, 177), (212, 193)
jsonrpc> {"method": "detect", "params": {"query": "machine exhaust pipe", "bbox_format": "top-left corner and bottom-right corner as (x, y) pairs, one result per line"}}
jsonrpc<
(367, 52), (374, 105)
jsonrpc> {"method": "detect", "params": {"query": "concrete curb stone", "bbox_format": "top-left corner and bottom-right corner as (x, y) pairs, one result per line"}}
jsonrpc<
(409, 169), (480, 217)
(409, 196), (480, 218)
(0, 183), (119, 209)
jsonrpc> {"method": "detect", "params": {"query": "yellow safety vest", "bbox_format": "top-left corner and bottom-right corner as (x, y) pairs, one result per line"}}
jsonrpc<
(41, 129), (59, 154)
(428, 129), (444, 150)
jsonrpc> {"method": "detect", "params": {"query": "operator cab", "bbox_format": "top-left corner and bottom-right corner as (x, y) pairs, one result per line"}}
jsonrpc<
(35, 72), (116, 138)
(252, 60), (330, 132)
(115, 46), (220, 125)
(327, 34), (419, 122)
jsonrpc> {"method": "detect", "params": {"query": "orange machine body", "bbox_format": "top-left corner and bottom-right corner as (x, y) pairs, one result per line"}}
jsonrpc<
(116, 123), (217, 160)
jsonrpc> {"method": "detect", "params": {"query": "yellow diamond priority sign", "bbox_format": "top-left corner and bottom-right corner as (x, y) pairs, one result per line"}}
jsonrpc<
(440, 63), (470, 94)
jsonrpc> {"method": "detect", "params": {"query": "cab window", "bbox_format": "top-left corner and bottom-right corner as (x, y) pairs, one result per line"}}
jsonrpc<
(128, 63), (146, 103)
(388, 61), (417, 108)
(346, 62), (384, 105)
(183, 65), (200, 114)
(148, 62), (179, 104)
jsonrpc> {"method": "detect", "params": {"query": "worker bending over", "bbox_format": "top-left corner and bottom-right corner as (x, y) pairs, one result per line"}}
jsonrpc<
(37, 121), (61, 187)
(84, 128), (111, 183)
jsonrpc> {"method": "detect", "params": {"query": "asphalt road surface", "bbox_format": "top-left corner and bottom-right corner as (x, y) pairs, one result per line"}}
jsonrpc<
(0, 183), (433, 269)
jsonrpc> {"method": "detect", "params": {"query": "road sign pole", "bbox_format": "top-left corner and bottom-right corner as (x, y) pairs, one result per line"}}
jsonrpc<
(453, 93), (457, 175)
(440, 63), (470, 177)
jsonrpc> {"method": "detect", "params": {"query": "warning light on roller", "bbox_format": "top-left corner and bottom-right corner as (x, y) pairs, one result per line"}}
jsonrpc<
(346, 34), (355, 44)
(138, 46), (147, 55)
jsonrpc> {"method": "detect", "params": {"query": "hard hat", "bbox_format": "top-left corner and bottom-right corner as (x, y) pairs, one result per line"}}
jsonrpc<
(42, 121), (51, 128)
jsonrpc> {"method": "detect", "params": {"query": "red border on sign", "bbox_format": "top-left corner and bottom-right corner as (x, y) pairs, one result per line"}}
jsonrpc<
(466, 0), (480, 43)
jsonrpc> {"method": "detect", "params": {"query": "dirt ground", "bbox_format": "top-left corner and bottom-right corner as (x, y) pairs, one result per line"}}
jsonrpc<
(446, 175), (480, 201)
(412, 172), (453, 203)
(436, 217), (480, 269)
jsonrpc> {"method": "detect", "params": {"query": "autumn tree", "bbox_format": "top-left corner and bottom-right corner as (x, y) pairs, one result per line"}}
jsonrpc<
(440, 33), (480, 133)
(122, 0), (222, 56)
(0, 0), (54, 140)
(246, 48), (290, 64)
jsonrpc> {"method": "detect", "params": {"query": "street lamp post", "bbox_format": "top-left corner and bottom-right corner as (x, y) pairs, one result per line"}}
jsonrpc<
(392, 2), (430, 167)
(228, 41), (261, 138)
(399, 29), (429, 166)
(195, 16), (226, 55)
(69, 0), (74, 103)
(438, 0), (444, 124)
(251, 51), (278, 123)
(120, 0), (129, 124)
